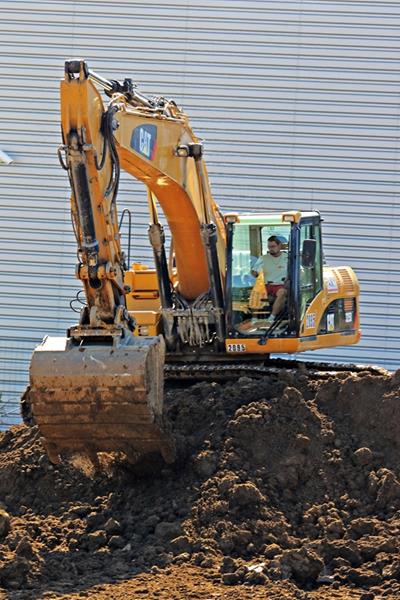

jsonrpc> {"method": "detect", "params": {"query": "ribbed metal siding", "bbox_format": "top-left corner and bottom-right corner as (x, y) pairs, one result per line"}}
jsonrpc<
(1, 0), (400, 427)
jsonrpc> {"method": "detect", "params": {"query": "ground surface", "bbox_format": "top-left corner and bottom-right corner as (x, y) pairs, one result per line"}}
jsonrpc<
(0, 367), (400, 599)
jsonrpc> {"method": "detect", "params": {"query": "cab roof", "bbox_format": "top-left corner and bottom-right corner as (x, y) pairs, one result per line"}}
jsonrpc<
(234, 210), (320, 225)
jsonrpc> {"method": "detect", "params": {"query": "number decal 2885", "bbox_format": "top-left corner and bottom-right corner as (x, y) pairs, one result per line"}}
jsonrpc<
(227, 344), (246, 352)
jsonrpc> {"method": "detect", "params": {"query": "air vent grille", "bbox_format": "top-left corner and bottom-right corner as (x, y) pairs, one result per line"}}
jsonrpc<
(336, 268), (355, 293)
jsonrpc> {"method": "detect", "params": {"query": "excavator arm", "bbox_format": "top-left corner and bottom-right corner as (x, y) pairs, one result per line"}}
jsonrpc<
(59, 61), (128, 328)
(22, 61), (187, 465)
(60, 60), (226, 309)
(67, 60), (227, 347)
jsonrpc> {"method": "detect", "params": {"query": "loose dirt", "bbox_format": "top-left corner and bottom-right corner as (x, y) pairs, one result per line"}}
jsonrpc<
(0, 367), (400, 599)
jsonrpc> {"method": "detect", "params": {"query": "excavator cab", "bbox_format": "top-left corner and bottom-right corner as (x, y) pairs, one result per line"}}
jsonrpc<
(225, 210), (360, 355)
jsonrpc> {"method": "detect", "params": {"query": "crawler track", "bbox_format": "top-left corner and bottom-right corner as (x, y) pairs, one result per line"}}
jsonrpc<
(164, 358), (389, 382)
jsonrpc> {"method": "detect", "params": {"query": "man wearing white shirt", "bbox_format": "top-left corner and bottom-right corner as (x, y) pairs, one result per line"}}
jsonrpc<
(251, 235), (288, 324)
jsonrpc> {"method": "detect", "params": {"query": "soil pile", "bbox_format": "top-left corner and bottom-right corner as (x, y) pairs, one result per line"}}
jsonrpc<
(0, 367), (400, 598)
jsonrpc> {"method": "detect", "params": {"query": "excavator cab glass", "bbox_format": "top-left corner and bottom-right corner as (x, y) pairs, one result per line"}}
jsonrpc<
(227, 212), (324, 339)
(228, 217), (291, 336)
(298, 219), (323, 322)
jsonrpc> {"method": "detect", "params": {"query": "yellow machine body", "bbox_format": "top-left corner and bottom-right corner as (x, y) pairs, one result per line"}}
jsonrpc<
(23, 60), (361, 465)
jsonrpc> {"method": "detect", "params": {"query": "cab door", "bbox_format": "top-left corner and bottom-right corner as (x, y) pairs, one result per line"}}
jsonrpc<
(297, 216), (323, 326)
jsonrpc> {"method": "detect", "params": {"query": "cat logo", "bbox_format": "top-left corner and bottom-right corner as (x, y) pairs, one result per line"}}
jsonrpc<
(131, 124), (157, 160)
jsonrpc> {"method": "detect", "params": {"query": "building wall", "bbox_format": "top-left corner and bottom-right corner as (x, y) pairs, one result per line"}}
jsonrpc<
(1, 0), (400, 427)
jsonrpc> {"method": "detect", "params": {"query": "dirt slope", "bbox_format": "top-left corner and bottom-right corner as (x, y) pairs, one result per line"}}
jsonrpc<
(0, 367), (400, 599)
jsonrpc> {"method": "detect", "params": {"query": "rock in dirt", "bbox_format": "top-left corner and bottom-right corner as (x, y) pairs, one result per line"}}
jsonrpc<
(0, 510), (10, 540)
(353, 447), (373, 466)
(104, 517), (122, 536)
(0, 555), (29, 589)
(228, 482), (265, 508)
(170, 535), (193, 555)
(281, 547), (324, 583)
(193, 450), (218, 478)
(15, 536), (34, 558)
(87, 530), (107, 551)
(108, 535), (125, 550)
(154, 521), (182, 541)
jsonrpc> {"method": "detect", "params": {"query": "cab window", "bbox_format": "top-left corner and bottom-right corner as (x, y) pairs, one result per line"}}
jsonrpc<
(230, 222), (290, 335)
(299, 221), (322, 319)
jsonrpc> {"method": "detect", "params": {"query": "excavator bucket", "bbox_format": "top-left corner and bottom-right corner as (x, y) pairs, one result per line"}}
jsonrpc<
(23, 335), (175, 465)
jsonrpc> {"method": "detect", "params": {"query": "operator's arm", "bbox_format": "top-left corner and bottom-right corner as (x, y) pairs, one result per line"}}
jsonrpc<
(251, 256), (263, 278)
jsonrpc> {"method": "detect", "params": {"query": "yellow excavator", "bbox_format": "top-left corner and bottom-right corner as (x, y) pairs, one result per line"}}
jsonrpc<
(21, 60), (361, 465)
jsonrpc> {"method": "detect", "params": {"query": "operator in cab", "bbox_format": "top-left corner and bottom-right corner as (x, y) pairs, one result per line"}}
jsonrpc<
(251, 235), (288, 324)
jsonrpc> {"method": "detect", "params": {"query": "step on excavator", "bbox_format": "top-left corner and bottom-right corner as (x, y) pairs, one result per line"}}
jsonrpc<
(21, 60), (361, 465)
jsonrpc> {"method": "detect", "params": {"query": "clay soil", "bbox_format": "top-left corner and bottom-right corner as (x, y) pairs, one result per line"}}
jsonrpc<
(1, 367), (400, 599)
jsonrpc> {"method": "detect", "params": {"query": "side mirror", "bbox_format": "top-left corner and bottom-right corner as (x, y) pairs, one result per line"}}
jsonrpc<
(301, 239), (316, 268)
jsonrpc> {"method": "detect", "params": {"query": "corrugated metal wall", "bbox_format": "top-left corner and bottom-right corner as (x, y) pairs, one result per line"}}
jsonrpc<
(1, 0), (400, 427)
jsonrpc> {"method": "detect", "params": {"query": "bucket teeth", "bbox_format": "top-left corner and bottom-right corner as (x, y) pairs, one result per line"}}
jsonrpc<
(24, 335), (175, 465)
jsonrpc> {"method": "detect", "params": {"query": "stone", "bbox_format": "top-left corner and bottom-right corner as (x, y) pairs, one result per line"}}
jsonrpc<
(169, 535), (192, 555)
(194, 450), (218, 478)
(142, 545), (157, 560)
(326, 519), (345, 539)
(295, 434), (311, 451)
(281, 547), (323, 584)
(376, 470), (400, 508)
(229, 482), (264, 508)
(353, 447), (373, 466)
(143, 515), (160, 530)
(348, 518), (377, 539)
(154, 521), (182, 541)
(0, 556), (29, 589)
(358, 537), (397, 561)
(172, 552), (191, 564)
(108, 535), (125, 550)
(382, 561), (400, 579)
(346, 568), (381, 586)
(200, 556), (214, 568)
(222, 572), (241, 586)
(68, 537), (79, 550)
(317, 574), (335, 584)
(86, 512), (105, 531)
(220, 556), (238, 573)
(263, 543), (281, 559)
(104, 518), (122, 536)
(87, 530), (107, 551)
(0, 509), (10, 540)
(244, 570), (267, 585)
(68, 504), (90, 517)
(325, 541), (362, 567)
(219, 533), (234, 554)
(15, 537), (34, 558)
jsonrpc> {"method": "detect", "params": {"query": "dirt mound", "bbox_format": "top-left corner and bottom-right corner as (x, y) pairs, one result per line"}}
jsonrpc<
(0, 368), (400, 598)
